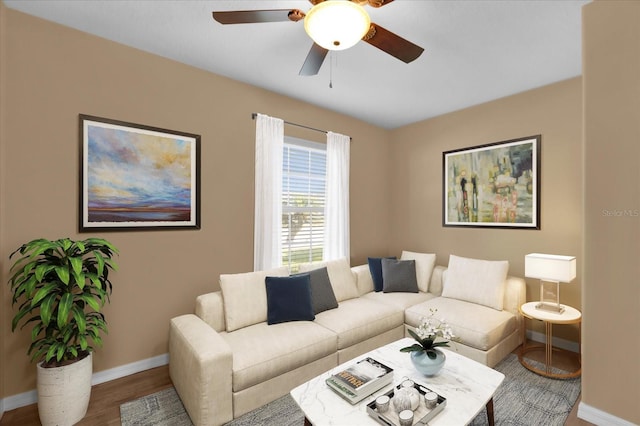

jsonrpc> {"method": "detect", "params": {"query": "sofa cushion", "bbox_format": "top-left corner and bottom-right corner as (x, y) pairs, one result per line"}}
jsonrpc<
(353, 264), (375, 296)
(382, 258), (418, 293)
(442, 255), (508, 311)
(363, 291), (435, 310)
(428, 266), (446, 296)
(314, 298), (404, 350)
(401, 251), (436, 293)
(292, 267), (338, 315)
(405, 297), (518, 351)
(222, 322), (337, 392)
(299, 257), (358, 302)
(367, 256), (397, 292)
(265, 275), (315, 325)
(220, 266), (289, 332)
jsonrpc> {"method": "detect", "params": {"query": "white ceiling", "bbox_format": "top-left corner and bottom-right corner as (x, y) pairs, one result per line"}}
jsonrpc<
(4, 0), (589, 129)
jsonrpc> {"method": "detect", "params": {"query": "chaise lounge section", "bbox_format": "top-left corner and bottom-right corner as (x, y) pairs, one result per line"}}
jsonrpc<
(169, 253), (526, 426)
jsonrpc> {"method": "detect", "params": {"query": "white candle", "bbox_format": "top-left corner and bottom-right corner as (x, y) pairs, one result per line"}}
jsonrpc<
(375, 395), (390, 413)
(425, 391), (438, 409)
(399, 409), (414, 426)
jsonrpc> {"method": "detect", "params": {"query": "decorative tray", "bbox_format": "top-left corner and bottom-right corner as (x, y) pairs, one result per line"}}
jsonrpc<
(366, 381), (446, 426)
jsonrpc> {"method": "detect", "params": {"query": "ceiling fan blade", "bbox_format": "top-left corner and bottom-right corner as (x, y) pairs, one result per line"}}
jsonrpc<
(212, 10), (301, 24)
(299, 43), (329, 76)
(367, 0), (395, 7)
(308, 0), (395, 6)
(363, 23), (424, 63)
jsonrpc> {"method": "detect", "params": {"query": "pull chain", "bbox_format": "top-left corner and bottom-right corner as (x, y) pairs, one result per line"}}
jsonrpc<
(329, 51), (333, 89)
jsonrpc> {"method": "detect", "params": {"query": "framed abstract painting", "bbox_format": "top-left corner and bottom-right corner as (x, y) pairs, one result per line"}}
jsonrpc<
(79, 114), (201, 231)
(443, 135), (541, 229)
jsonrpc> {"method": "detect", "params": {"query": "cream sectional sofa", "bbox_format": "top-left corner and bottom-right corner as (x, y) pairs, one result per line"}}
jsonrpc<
(169, 253), (526, 426)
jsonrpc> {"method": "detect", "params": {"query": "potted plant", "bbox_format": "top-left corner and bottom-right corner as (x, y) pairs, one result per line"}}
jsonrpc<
(400, 309), (455, 376)
(8, 237), (118, 426)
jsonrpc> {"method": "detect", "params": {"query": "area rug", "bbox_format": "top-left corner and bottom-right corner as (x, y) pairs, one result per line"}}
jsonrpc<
(468, 354), (581, 426)
(120, 386), (193, 426)
(120, 354), (580, 426)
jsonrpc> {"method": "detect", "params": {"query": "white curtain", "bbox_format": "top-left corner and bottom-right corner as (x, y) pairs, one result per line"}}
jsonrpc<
(254, 113), (284, 271)
(323, 131), (350, 261)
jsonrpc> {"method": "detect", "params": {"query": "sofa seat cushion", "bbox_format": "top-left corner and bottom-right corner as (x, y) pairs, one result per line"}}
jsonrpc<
(405, 297), (518, 351)
(222, 321), (337, 392)
(314, 298), (403, 350)
(362, 291), (436, 311)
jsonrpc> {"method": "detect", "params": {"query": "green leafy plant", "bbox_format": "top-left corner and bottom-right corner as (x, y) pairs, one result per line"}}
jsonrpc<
(8, 237), (118, 367)
(400, 309), (455, 359)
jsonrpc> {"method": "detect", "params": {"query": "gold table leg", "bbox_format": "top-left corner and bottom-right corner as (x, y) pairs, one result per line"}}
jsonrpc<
(519, 317), (581, 379)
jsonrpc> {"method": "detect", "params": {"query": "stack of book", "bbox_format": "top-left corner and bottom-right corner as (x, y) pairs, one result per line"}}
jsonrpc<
(325, 357), (394, 404)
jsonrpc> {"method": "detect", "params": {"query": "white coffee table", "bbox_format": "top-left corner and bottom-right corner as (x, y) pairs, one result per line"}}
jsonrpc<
(291, 338), (504, 426)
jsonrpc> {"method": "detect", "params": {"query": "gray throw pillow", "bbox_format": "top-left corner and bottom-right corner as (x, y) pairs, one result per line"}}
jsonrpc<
(381, 258), (419, 293)
(293, 267), (338, 314)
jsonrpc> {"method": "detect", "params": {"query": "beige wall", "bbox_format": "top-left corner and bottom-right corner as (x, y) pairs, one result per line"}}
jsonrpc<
(0, 7), (391, 396)
(582, 1), (640, 424)
(0, 0), (7, 413)
(388, 78), (584, 341)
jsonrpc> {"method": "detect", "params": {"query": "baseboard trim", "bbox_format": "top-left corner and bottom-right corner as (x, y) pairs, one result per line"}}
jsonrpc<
(0, 353), (169, 412)
(0, 389), (37, 413)
(578, 401), (637, 426)
(526, 329), (580, 353)
(91, 353), (169, 386)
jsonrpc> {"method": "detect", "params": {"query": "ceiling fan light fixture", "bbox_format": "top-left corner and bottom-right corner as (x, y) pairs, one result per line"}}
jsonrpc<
(304, 0), (371, 51)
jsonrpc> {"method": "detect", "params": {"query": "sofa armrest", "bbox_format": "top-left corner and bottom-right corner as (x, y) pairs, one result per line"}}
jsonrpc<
(195, 291), (226, 332)
(503, 276), (526, 315)
(169, 314), (233, 426)
(503, 276), (526, 341)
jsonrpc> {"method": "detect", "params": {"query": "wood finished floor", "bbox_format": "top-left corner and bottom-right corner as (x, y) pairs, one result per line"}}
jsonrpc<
(0, 343), (593, 425)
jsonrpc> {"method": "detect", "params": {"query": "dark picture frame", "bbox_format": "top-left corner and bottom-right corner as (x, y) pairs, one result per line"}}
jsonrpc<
(79, 114), (201, 231)
(443, 135), (541, 229)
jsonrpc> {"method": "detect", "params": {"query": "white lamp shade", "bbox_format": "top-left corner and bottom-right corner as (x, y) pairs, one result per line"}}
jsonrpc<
(525, 253), (576, 282)
(304, 1), (371, 51)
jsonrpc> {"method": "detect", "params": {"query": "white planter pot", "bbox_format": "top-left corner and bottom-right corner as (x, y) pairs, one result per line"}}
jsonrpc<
(37, 352), (92, 426)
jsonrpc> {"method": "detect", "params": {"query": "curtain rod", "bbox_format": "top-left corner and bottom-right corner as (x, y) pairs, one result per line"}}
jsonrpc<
(251, 113), (351, 140)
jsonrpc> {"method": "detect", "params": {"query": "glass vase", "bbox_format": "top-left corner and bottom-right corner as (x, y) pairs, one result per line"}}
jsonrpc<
(410, 349), (446, 376)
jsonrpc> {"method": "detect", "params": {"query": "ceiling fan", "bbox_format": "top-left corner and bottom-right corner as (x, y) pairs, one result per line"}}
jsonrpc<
(212, 0), (424, 76)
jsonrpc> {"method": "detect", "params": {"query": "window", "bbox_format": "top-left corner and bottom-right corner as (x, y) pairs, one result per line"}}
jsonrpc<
(282, 137), (326, 272)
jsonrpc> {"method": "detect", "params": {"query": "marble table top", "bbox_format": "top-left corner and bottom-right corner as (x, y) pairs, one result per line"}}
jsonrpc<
(290, 338), (504, 425)
(520, 302), (582, 324)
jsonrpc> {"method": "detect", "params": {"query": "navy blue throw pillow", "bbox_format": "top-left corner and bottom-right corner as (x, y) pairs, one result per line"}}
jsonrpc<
(368, 257), (397, 292)
(265, 275), (315, 325)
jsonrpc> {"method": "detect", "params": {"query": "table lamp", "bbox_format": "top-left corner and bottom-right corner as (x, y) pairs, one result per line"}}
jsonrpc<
(524, 253), (576, 314)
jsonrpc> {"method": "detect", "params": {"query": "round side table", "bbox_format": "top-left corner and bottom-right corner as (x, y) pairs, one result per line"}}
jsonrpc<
(518, 302), (581, 379)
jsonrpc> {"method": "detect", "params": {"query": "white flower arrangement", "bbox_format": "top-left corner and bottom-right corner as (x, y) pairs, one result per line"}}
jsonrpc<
(400, 308), (455, 359)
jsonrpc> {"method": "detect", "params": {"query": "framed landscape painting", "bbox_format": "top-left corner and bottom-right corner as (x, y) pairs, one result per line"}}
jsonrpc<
(443, 135), (540, 229)
(80, 114), (201, 231)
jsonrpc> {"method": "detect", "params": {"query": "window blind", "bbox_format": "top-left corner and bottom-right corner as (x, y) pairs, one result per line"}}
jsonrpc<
(282, 137), (326, 272)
